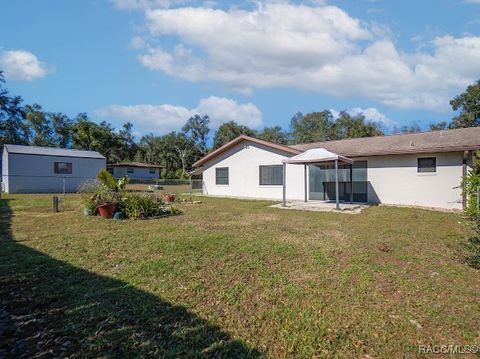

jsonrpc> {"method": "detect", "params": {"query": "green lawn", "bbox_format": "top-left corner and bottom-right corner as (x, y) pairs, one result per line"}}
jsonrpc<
(0, 194), (479, 358)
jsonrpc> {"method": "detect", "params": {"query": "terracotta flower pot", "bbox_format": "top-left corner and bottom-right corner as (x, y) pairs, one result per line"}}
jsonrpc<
(165, 193), (176, 203)
(98, 203), (118, 219)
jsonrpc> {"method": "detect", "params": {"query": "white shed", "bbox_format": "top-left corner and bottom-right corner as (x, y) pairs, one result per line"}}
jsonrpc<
(1, 144), (106, 193)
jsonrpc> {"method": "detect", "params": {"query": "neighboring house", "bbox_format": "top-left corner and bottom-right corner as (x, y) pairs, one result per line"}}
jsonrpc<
(2, 144), (106, 193)
(108, 162), (162, 180)
(193, 127), (480, 210)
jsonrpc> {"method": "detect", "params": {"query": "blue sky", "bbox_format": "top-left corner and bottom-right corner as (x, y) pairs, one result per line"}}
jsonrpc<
(1, 0), (480, 139)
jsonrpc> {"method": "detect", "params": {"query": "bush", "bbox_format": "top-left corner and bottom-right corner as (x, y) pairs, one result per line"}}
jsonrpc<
(462, 170), (480, 218)
(466, 220), (480, 269)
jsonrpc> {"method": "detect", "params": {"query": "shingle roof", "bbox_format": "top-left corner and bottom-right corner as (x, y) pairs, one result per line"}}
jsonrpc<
(109, 162), (163, 169)
(4, 144), (105, 159)
(290, 127), (480, 157)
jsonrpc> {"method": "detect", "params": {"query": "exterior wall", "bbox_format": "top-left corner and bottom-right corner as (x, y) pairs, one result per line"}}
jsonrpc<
(201, 142), (468, 209)
(202, 141), (306, 200)
(4, 153), (106, 193)
(112, 166), (160, 180)
(364, 152), (466, 210)
(1, 148), (8, 192)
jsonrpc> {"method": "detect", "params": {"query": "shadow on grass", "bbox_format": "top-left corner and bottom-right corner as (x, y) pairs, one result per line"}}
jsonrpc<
(0, 199), (261, 358)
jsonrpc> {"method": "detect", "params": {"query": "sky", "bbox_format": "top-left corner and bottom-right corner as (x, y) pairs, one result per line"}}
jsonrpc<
(1, 0), (480, 139)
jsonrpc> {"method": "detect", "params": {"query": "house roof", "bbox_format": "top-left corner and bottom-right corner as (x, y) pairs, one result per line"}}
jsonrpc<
(4, 144), (105, 159)
(108, 162), (163, 169)
(290, 127), (480, 157)
(193, 135), (301, 167)
(192, 127), (480, 167)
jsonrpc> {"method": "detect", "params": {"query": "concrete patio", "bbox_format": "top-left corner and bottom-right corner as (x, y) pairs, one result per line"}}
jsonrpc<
(270, 200), (372, 213)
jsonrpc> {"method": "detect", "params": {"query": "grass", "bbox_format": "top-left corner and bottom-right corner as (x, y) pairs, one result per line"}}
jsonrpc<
(0, 194), (479, 358)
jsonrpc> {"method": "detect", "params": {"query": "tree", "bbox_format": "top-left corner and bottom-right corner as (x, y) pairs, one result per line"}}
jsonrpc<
(118, 122), (137, 161)
(393, 123), (422, 134)
(290, 111), (336, 144)
(182, 115), (210, 153)
(137, 132), (201, 178)
(50, 112), (74, 148)
(334, 112), (383, 139)
(0, 71), (29, 146)
(25, 104), (55, 147)
(450, 80), (480, 128)
(212, 121), (256, 149)
(429, 121), (448, 131)
(258, 126), (289, 144)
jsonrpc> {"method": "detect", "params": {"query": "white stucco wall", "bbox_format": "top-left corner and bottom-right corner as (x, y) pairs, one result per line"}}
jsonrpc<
(112, 166), (160, 179)
(4, 153), (106, 193)
(201, 141), (469, 209)
(364, 152), (466, 210)
(202, 141), (306, 200)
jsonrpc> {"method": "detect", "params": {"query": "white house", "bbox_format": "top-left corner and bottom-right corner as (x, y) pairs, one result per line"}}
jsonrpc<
(108, 162), (162, 180)
(193, 127), (480, 210)
(2, 145), (106, 193)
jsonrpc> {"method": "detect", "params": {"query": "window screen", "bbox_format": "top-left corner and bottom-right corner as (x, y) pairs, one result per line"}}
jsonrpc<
(54, 162), (72, 174)
(259, 165), (283, 185)
(216, 167), (229, 185)
(417, 157), (436, 173)
(127, 168), (134, 174)
(149, 169), (156, 174)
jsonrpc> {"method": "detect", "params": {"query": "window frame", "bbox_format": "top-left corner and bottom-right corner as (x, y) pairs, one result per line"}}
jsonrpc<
(417, 157), (436, 173)
(259, 165), (284, 186)
(54, 162), (72, 175)
(215, 167), (229, 185)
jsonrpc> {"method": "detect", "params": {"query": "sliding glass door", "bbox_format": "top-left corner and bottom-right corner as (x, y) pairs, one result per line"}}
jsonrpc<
(309, 161), (367, 202)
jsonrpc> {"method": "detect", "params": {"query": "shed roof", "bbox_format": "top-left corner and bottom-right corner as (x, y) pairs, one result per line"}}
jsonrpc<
(108, 162), (163, 169)
(4, 144), (105, 159)
(290, 127), (480, 157)
(283, 148), (353, 164)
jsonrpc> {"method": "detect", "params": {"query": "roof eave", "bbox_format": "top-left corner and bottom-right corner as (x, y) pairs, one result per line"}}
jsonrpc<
(193, 135), (301, 167)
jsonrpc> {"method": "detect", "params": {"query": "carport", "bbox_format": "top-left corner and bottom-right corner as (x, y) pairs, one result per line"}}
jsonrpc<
(281, 148), (354, 210)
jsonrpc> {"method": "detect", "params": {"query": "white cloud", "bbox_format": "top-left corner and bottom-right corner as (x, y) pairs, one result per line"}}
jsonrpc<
(348, 107), (395, 127)
(0, 50), (50, 81)
(94, 96), (262, 134)
(126, 2), (480, 111)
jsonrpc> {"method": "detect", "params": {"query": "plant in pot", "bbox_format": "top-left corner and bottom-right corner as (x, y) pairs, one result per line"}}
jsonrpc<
(95, 169), (129, 218)
(79, 180), (102, 216)
(164, 193), (176, 203)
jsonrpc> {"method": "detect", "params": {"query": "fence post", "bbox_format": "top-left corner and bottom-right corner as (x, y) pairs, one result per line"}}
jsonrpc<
(189, 177), (192, 194)
(53, 196), (59, 212)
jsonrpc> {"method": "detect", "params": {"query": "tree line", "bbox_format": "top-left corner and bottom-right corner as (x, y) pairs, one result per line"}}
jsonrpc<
(1, 70), (479, 178)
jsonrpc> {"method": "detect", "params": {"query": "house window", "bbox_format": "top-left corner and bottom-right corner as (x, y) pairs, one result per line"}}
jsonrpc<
(417, 157), (436, 173)
(54, 162), (72, 174)
(127, 168), (134, 174)
(149, 169), (156, 174)
(259, 165), (283, 185)
(216, 167), (229, 185)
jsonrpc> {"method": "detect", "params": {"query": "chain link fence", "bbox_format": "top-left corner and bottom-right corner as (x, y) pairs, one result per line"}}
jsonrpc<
(0, 175), (204, 195)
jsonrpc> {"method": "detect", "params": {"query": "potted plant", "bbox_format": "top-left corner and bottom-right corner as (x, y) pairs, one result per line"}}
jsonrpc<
(165, 193), (176, 203)
(95, 170), (128, 218)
